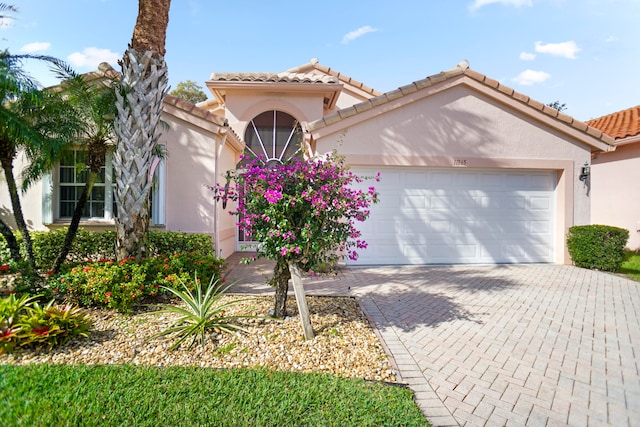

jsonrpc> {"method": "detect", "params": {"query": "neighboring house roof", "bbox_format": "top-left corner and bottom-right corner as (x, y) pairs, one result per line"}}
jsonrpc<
(306, 60), (615, 153)
(586, 105), (640, 141)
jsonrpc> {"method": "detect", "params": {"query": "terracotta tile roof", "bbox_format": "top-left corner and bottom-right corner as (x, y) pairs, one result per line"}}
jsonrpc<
(209, 71), (339, 85)
(286, 58), (383, 97)
(163, 94), (227, 127)
(586, 105), (640, 140)
(163, 94), (243, 150)
(306, 60), (615, 149)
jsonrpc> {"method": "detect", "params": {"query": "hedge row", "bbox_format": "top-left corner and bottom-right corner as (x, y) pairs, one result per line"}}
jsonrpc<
(1, 229), (214, 270)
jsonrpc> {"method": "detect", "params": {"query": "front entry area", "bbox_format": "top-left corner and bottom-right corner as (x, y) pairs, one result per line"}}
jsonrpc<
(349, 167), (557, 265)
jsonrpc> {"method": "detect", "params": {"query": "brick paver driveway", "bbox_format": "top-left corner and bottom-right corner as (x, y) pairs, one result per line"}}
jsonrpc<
(226, 257), (640, 426)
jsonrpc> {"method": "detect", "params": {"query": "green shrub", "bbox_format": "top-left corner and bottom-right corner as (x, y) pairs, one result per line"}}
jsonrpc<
(1, 230), (214, 270)
(148, 231), (214, 257)
(49, 253), (225, 313)
(0, 293), (91, 353)
(567, 224), (629, 272)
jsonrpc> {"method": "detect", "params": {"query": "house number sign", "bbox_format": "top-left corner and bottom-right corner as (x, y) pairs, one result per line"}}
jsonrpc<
(453, 159), (467, 166)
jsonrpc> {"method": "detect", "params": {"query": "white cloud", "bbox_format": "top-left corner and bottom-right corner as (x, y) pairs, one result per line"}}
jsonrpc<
(469, 0), (532, 10)
(68, 47), (120, 68)
(512, 69), (551, 85)
(534, 40), (580, 59)
(605, 35), (618, 43)
(520, 51), (536, 61)
(20, 42), (51, 53)
(341, 26), (378, 44)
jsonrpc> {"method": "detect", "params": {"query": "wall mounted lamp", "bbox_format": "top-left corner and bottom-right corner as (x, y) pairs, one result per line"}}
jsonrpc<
(579, 162), (590, 183)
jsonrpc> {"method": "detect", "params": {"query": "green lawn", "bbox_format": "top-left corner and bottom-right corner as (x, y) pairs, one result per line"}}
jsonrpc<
(620, 251), (640, 282)
(0, 364), (429, 427)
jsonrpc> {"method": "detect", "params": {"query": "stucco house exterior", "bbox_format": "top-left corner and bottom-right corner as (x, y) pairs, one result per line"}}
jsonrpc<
(588, 105), (640, 250)
(0, 59), (616, 265)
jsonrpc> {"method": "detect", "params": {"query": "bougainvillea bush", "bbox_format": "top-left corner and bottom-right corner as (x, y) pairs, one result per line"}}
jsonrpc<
(213, 150), (378, 320)
(216, 151), (378, 266)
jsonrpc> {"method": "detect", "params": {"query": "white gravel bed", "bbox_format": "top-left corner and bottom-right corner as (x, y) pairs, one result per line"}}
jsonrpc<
(1, 295), (397, 382)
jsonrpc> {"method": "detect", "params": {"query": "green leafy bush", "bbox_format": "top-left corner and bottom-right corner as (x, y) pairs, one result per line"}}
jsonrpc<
(0, 293), (91, 353)
(148, 231), (214, 257)
(1, 230), (214, 270)
(49, 253), (225, 313)
(567, 225), (629, 272)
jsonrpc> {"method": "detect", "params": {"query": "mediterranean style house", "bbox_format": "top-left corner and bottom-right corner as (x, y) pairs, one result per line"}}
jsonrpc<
(1, 58), (619, 265)
(588, 105), (640, 250)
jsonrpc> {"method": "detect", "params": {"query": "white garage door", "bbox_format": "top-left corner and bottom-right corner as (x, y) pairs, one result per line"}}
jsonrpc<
(349, 167), (556, 265)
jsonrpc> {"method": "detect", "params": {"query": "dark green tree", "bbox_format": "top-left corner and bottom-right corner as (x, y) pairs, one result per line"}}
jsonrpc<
(169, 80), (207, 104)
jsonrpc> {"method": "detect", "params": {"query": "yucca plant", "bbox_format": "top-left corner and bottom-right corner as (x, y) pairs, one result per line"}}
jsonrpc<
(146, 273), (262, 351)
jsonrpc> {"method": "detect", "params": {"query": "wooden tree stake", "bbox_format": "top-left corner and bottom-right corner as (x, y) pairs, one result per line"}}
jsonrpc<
(287, 261), (314, 340)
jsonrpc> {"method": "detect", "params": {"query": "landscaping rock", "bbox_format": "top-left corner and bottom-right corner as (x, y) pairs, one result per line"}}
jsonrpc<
(0, 295), (397, 382)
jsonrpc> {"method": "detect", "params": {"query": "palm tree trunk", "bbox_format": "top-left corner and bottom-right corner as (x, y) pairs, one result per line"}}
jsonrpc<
(51, 171), (97, 273)
(113, 0), (170, 261)
(0, 217), (20, 263)
(0, 155), (36, 270)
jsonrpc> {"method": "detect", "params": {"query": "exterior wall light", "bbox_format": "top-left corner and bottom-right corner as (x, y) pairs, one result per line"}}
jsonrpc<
(579, 162), (590, 183)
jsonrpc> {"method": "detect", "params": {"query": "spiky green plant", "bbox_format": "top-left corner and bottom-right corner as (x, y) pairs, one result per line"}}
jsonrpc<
(146, 273), (261, 351)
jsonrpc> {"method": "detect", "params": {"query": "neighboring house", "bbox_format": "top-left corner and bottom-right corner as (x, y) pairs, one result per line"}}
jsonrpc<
(0, 59), (616, 265)
(588, 105), (640, 250)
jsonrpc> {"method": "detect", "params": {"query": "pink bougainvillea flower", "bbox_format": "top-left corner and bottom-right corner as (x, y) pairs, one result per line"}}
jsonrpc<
(265, 189), (283, 204)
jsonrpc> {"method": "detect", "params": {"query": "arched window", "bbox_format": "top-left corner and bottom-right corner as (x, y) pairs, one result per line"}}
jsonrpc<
(243, 110), (302, 165)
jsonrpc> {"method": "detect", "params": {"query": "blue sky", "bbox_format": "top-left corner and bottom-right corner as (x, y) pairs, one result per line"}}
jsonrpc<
(2, 0), (638, 121)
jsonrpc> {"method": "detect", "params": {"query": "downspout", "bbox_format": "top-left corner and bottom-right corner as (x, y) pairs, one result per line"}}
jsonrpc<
(214, 125), (229, 258)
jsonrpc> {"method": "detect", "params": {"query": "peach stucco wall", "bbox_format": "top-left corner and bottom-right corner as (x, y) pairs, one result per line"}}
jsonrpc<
(313, 84), (595, 264)
(0, 110), (239, 259)
(0, 152), (47, 231)
(591, 142), (640, 249)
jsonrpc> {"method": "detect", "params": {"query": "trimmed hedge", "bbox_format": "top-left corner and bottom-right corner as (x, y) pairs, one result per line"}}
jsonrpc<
(567, 225), (629, 272)
(2, 229), (214, 270)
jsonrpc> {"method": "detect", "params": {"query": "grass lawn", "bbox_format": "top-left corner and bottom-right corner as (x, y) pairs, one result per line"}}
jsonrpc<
(0, 364), (429, 427)
(620, 251), (640, 282)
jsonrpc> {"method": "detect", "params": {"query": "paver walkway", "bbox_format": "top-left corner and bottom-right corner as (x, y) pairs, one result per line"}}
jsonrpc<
(224, 254), (640, 426)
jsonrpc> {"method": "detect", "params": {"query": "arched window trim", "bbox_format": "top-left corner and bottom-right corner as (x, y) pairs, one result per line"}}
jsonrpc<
(243, 110), (302, 165)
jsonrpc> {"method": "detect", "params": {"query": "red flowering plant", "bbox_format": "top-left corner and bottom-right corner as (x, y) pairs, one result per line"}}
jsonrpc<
(213, 150), (378, 330)
(48, 253), (225, 314)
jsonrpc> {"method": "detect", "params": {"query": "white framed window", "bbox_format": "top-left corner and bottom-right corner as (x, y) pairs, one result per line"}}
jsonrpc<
(57, 149), (113, 220)
(43, 148), (165, 226)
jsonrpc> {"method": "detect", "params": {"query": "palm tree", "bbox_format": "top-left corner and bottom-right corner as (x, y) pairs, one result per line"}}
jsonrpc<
(45, 62), (118, 273)
(0, 51), (78, 269)
(113, 0), (171, 261)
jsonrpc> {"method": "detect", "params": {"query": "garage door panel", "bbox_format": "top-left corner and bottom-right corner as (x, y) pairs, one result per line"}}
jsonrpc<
(349, 167), (556, 265)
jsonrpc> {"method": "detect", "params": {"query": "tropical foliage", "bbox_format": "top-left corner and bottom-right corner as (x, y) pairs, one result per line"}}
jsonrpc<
(0, 293), (91, 353)
(0, 51), (79, 270)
